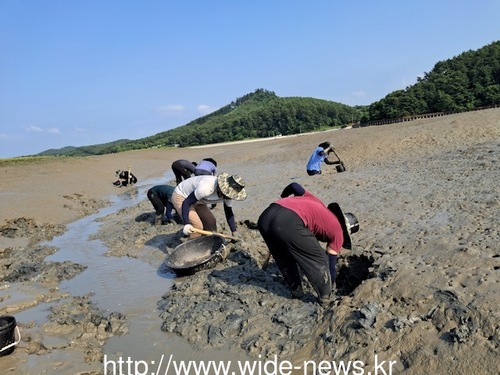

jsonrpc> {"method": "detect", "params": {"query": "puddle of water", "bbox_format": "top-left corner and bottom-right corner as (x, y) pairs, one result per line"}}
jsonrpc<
(0, 284), (49, 311)
(14, 301), (54, 325)
(46, 230), (173, 311)
(44, 174), (175, 310)
(2, 173), (253, 372)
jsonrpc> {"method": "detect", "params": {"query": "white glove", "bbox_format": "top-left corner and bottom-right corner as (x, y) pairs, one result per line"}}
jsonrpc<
(182, 224), (195, 235)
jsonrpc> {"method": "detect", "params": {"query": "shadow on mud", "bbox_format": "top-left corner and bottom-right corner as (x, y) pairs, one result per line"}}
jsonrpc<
(335, 254), (375, 295)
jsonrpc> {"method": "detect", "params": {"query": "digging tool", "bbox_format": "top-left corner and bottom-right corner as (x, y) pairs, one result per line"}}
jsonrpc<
(191, 227), (239, 242)
(328, 148), (346, 172)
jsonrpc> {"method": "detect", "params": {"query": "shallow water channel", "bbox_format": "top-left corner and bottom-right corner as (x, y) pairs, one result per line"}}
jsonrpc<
(6, 174), (250, 373)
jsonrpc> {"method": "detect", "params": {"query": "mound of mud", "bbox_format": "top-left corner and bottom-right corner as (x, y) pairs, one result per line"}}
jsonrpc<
(0, 217), (65, 245)
(157, 225), (380, 359)
(0, 243), (86, 284)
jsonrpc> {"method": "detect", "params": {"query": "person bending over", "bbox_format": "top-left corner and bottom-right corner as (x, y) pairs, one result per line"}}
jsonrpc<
(258, 182), (359, 305)
(194, 158), (218, 176)
(147, 184), (176, 225)
(172, 173), (247, 239)
(171, 159), (197, 184)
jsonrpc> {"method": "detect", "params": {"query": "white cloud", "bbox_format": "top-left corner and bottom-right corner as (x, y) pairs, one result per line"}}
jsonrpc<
(26, 125), (43, 132)
(197, 104), (215, 115)
(156, 104), (186, 115)
(25, 125), (60, 134)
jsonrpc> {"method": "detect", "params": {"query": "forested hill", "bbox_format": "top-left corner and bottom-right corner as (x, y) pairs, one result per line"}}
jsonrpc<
(37, 41), (500, 157)
(37, 139), (130, 157)
(367, 41), (500, 121)
(119, 90), (359, 151)
(38, 89), (359, 156)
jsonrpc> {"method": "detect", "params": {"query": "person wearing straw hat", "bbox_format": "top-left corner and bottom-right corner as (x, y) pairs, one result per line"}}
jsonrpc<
(257, 182), (359, 305)
(172, 173), (247, 239)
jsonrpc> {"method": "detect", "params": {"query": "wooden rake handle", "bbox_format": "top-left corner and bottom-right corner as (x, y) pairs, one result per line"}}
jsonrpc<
(191, 227), (239, 241)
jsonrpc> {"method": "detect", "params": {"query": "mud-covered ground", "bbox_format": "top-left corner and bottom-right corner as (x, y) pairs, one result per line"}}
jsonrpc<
(0, 108), (499, 374)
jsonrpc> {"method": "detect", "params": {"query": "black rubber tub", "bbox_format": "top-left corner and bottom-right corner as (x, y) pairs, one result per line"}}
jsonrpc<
(0, 315), (19, 356)
(164, 235), (226, 276)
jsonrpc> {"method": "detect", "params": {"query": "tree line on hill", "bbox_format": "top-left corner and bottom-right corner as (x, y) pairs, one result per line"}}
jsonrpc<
(40, 89), (359, 156)
(38, 41), (500, 157)
(112, 89), (358, 152)
(366, 41), (500, 121)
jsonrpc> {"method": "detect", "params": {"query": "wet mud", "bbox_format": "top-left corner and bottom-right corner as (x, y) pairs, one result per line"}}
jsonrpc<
(0, 109), (499, 374)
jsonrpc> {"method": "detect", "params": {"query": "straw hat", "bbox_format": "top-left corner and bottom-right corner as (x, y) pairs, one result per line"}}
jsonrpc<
(217, 173), (247, 201)
(327, 203), (359, 249)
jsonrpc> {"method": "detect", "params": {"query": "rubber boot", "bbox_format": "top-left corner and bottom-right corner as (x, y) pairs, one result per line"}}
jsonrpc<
(291, 286), (304, 299)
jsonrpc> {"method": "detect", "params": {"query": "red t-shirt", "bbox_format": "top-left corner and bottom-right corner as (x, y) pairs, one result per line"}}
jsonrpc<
(276, 191), (344, 252)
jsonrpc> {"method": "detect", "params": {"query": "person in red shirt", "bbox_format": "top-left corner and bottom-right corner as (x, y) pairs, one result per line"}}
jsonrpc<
(257, 182), (359, 305)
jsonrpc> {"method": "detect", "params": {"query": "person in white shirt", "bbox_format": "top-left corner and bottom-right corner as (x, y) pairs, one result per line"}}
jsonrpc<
(172, 173), (247, 239)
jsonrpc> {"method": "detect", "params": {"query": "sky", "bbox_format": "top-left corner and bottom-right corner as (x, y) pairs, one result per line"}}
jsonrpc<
(1, 1), (499, 158)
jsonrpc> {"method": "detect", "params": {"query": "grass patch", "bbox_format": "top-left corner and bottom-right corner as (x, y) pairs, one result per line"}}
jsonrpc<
(0, 155), (61, 166)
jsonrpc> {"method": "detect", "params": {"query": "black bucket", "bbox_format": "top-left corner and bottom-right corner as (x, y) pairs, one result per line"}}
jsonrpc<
(0, 315), (19, 356)
(336, 161), (346, 173)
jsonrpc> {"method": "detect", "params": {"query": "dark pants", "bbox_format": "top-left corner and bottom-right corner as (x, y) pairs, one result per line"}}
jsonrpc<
(172, 168), (192, 184)
(147, 188), (165, 216)
(307, 169), (321, 176)
(258, 204), (331, 299)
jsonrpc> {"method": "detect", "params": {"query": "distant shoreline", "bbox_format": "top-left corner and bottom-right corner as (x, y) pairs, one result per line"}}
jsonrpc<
(190, 126), (347, 148)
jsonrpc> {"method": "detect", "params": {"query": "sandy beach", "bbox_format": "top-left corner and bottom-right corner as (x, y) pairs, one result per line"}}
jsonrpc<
(1, 108), (499, 374)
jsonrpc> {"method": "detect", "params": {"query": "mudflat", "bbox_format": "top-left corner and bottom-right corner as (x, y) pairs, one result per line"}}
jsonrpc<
(1, 108), (499, 374)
